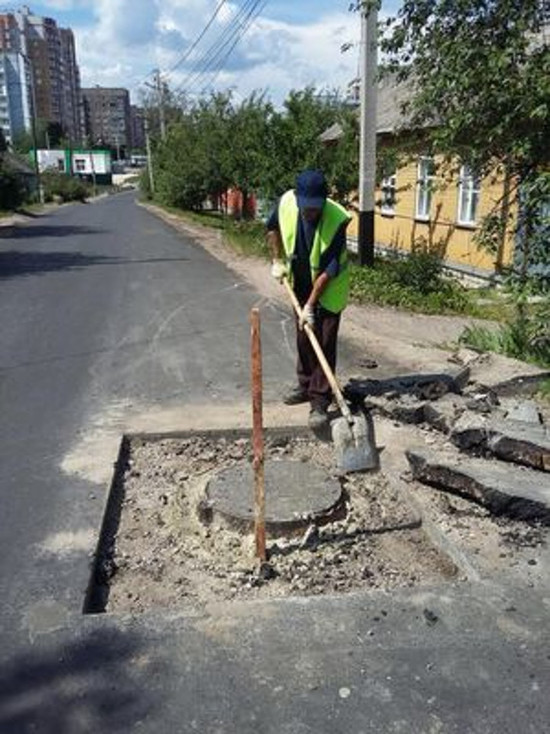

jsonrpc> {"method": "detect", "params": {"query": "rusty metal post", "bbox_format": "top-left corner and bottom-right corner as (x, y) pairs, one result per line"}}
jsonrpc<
(250, 308), (266, 561)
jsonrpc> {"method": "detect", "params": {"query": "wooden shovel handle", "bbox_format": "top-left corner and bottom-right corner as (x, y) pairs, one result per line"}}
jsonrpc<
(282, 278), (352, 422)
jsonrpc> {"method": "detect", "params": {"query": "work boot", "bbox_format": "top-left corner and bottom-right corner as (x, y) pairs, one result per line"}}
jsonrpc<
(308, 404), (329, 432)
(283, 386), (309, 405)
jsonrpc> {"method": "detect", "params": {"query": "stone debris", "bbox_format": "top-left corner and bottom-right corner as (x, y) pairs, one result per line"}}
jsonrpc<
(407, 447), (550, 524)
(345, 367), (471, 403)
(363, 393), (426, 425)
(102, 435), (456, 614)
(451, 414), (550, 472)
(423, 394), (467, 434)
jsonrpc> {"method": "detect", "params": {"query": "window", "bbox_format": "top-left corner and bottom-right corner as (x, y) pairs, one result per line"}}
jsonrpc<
(380, 171), (397, 215)
(74, 158), (86, 172)
(416, 156), (435, 220)
(457, 164), (481, 226)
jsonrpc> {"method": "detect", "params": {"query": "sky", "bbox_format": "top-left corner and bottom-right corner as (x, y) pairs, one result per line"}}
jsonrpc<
(24, 1), (402, 106)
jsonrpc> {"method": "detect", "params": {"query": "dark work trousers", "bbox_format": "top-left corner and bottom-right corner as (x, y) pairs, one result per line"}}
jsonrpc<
(295, 303), (341, 409)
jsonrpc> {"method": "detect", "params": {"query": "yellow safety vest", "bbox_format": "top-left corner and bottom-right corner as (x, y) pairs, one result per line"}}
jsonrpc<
(278, 190), (351, 313)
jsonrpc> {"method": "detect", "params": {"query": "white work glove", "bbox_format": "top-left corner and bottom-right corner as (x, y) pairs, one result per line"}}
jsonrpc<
(271, 259), (287, 282)
(299, 303), (315, 330)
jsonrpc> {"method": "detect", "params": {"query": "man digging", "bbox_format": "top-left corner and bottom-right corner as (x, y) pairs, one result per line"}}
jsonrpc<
(267, 169), (352, 432)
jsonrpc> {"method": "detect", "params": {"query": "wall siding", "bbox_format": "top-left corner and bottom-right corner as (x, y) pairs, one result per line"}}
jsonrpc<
(348, 157), (515, 274)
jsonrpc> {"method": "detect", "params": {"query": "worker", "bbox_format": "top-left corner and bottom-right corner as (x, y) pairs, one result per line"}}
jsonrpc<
(267, 169), (352, 431)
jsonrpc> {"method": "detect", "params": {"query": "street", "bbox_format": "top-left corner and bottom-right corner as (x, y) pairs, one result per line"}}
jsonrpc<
(0, 191), (295, 640)
(0, 194), (549, 734)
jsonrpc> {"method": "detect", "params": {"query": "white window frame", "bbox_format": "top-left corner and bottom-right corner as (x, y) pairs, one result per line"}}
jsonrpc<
(457, 164), (481, 226)
(416, 156), (435, 221)
(74, 158), (86, 172)
(380, 171), (397, 216)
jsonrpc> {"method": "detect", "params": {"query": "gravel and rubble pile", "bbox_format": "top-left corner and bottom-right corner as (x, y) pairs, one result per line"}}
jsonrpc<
(103, 435), (457, 614)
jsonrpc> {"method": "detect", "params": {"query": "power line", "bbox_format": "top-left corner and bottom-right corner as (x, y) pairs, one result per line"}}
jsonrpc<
(171, 0), (258, 95)
(167, 0), (230, 75)
(199, 0), (268, 96)
(172, 0), (265, 98)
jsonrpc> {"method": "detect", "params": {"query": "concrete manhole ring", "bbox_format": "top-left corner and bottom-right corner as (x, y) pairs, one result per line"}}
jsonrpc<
(205, 459), (344, 531)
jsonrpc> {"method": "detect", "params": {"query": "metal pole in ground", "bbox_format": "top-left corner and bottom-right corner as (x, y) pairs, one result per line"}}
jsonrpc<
(358, 2), (378, 267)
(250, 308), (266, 562)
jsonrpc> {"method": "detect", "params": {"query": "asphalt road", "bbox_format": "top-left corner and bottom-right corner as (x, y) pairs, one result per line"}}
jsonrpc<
(0, 192), (295, 638)
(0, 194), (549, 733)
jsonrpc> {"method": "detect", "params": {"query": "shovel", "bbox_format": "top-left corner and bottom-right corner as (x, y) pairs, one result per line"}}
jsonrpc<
(282, 278), (379, 474)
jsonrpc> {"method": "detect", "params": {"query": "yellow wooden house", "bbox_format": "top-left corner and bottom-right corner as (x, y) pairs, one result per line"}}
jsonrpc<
(321, 79), (515, 276)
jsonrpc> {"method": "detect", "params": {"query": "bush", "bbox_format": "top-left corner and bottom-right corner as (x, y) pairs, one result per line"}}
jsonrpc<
(42, 170), (90, 203)
(0, 166), (25, 210)
(349, 251), (470, 314)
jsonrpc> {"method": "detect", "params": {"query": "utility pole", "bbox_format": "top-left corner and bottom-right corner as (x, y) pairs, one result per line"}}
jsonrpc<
(144, 69), (167, 141)
(154, 69), (166, 141)
(144, 116), (155, 194)
(358, 2), (378, 267)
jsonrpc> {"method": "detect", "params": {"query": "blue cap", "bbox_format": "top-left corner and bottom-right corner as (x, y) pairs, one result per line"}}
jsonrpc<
(296, 169), (328, 210)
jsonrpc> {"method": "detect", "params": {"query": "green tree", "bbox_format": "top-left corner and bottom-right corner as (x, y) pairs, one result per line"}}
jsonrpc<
(225, 92), (274, 218)
(379, 0), (549, 266)
(269, 88), (343, 195)
(373, 0), (550, 362)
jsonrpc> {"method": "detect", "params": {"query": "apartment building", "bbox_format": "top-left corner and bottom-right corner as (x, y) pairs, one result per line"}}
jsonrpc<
(0, 6), (83, 143)
(82, 87), (131, 155)
(0, 51), (32, 143)
(129, 105), (145, 150)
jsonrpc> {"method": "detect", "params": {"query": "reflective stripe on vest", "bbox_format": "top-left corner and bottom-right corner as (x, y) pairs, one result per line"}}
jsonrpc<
(278, 190), (351, 313)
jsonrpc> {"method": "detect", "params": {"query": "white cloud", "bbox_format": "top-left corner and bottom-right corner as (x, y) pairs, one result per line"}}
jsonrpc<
(73, 0), (362, 106)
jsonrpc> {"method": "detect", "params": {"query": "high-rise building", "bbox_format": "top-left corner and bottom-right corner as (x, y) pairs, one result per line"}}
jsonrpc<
(0, 51), (32, 143)
(82, 87), (131, 155)
(129, 105), (145, 150)
(0, 6), (83, 143)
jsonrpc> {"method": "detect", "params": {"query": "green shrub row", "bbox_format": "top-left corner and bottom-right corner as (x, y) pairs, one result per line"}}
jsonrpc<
(42, 170), (91, 203)
(349, 252), (471, 315)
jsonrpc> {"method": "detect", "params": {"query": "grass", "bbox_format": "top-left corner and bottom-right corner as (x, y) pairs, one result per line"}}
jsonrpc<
(537, 378), (550, 402)
(348, 256), (472, 315)
(459, 307), (550, 368)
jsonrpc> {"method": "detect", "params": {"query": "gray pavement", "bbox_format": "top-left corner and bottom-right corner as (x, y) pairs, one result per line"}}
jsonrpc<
(0, 192), (295, 641)
(0, 194), (549, 733)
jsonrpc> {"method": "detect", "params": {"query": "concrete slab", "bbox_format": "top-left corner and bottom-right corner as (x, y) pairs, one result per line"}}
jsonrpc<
(206, 460), (344, 530)
(451, 414), (550, 472)
(406, 446), (550, 523)
(500, 398), (544, 425)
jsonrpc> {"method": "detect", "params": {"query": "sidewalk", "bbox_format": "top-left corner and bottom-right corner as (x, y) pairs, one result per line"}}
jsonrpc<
(141, 202), (547, 390)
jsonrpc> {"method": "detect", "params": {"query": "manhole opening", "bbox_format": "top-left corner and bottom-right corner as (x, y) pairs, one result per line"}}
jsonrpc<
(83, 428), (457, 615)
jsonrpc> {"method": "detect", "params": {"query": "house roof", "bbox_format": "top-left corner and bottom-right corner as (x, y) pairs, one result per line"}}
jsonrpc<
(319, 75), (415, 143)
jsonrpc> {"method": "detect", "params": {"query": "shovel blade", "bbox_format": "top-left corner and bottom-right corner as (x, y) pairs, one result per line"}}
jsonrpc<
(331, 410), (379, 474)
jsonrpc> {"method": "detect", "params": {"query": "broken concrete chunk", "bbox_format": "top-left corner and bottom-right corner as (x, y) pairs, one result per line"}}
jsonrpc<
(406, 447), (550, 523)
(499, 399), (543, 425)
(423, 394), (467, 434)
(448, 348), (484, 367)
(463, 387), (500, 415)
(364, 394), (426, 424)
(451, 414), (550, 472)
(345, 368), (471, 402)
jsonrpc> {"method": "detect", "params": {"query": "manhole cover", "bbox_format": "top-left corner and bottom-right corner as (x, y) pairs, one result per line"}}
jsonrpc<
(205, 459), (344, 530)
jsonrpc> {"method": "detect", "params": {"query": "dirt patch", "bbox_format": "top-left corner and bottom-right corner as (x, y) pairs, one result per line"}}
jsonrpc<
(97, 433), (457, 614)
